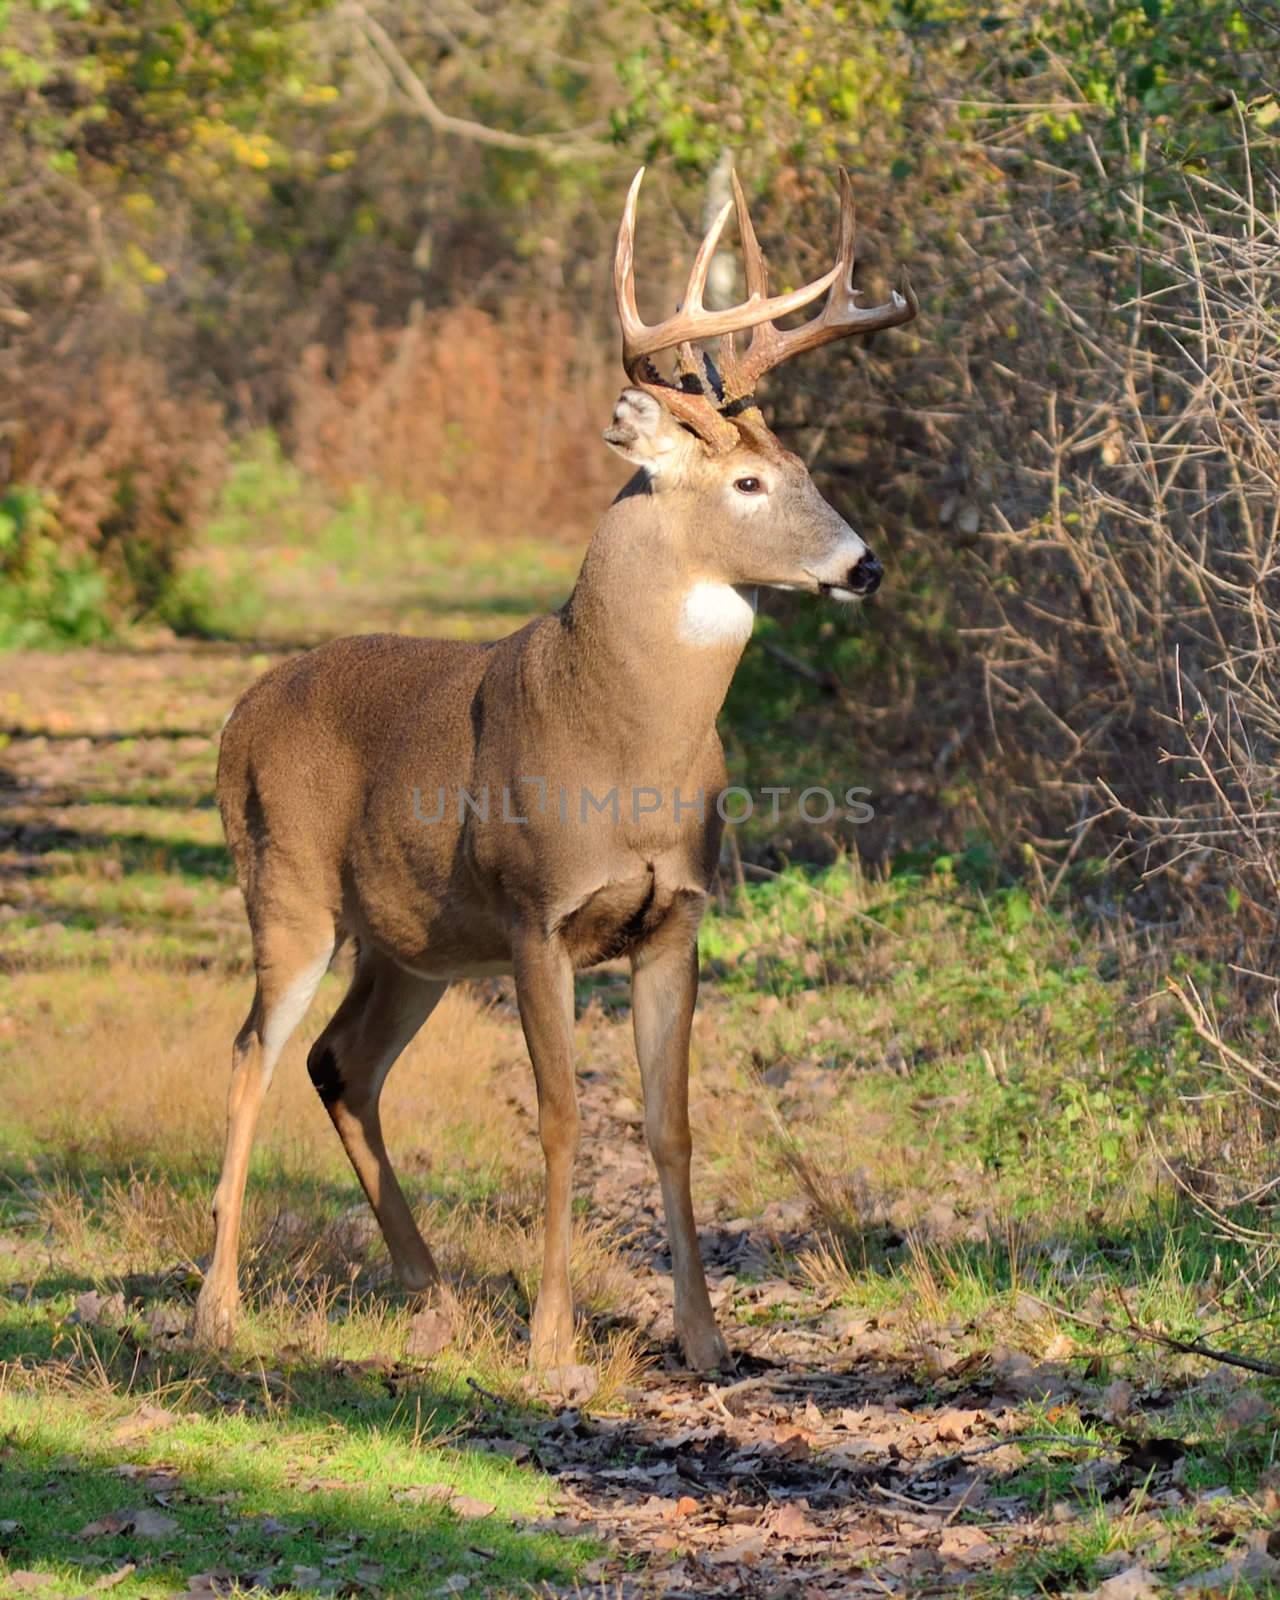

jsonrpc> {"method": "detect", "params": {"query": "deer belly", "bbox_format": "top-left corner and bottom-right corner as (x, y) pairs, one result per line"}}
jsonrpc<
(557, 870), (669, 968)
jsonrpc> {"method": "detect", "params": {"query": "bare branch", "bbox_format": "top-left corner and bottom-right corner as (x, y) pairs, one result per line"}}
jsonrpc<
(343, 2), (610, 162)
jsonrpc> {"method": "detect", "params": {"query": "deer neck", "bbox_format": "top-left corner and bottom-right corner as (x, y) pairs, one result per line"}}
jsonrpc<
(547, 486), (751, 769)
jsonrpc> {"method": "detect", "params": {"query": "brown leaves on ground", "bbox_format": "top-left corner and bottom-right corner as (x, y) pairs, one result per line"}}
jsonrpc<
(3, 1571), (147, 1600)
(1090, 1565), (1161, 1600)
(108, 1403), (181, 1446)
(391, 1484), (496, 1520)
(69, 1291), (127, 1330)
(76, 1507), (178, 1541)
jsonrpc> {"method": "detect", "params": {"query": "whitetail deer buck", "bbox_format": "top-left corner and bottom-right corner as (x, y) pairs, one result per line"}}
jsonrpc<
(195, 167), (916, 1370)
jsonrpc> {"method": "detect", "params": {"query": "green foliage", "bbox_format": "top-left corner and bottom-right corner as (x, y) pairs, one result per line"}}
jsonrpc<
(1, 0), (327, 167)
(913, 0), (1273, 208)
(700, 846), (1202, 1187)
(153, 561), (265, 640)
(613, 0), (905, 173)
(0, 486), (113, 646)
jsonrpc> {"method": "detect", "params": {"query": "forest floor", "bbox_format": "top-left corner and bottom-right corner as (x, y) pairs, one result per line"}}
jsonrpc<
(1, 502), (1278, 1599)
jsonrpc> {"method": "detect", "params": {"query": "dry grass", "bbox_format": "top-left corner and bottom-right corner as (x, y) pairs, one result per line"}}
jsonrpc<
(5, 967), (528, 1184)
(3, 951), (651, 1413)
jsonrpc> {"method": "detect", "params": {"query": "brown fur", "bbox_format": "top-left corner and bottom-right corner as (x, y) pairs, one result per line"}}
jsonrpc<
(194, 395), (880, 1371)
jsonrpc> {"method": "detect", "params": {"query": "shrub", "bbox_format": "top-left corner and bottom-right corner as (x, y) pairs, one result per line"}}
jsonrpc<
(10, 354), (228, 617)
(0, 485), (112, 647)
(290, 304), (620, 541)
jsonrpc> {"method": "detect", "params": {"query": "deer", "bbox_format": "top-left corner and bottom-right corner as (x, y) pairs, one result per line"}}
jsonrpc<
(194, 166), (917, 1371)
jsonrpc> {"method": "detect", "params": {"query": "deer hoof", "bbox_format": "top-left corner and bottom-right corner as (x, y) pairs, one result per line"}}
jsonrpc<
(679, 1322), (730, 1373)
(529, 1307), (576, 1370)
(193, 1285), (238, 1349)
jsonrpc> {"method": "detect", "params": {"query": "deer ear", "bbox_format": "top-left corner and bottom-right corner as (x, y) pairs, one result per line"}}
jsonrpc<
(603, 388), (691, 473)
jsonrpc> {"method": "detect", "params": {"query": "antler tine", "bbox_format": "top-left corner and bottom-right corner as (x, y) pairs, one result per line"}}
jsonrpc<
(731, 169), (769, 302)
(834, 165), (856, 285)
(613, 168), (838, 384)
(613, 167), (647, 361)
(720, 166), (919, 402)
(682, 195), (734, 316)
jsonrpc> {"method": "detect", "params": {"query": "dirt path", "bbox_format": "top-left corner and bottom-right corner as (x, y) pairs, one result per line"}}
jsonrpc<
(463, 1051), (1167, 1598)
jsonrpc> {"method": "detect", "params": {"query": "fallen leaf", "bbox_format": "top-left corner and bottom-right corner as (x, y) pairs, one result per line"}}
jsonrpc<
(76, 1507), (177, 1542)
(709, 1530), (768, 1564)
(933, 1407), (982, 1443)
(133, 1508), (178, 1540)
(771, 1428), (811, 1462)
(1222, 1388), (1273, 1430)
(448, 1496), (496, 1520)
(110, 1403), (178, 1445)
(480, 1438), (530, 1463)
(77, 1513), (130, 1540)
(183, 1571), (234, 1598)
(145, 1304), (188, 1339)
(1175, 1531), (1280, 1592)
(405, 1306), (453, 1360)
(1101, 1379), (1135, 1421)
(918, 1343), (965, 1376)
(1090, 1564), (1160, 1599)
(433, 1576), (471, 1594)
(938, 1527), (995, 1567)
(71, 1290), (127, 1328)
(766, 1501), (819, 1540)
(89, 1566), (135, 1592)
(393, 1484), (453, 1506)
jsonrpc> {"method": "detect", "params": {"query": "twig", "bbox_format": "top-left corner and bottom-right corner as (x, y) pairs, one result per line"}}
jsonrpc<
(1166, 978), (1280, 1102)
(345, 2), (610, 161)
(907, 1432), (1112, 1481)
(761, 639), (838, 690)
(466, 1375), (508, 1407)
(871, 1481), (938, 1509)
(1020, 1290), (1280, 1379)
(943, 1477), (982, 1526)
(706, 1373), (770, 1422)
(1116, 1283), (1280, 1379)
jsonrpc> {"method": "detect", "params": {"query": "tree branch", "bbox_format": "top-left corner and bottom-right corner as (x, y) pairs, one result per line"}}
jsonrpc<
(344, 2), (610, 162)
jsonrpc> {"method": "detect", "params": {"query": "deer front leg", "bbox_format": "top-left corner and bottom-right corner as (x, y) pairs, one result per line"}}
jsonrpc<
(631, 926), (729, 1372)
(512, 930), (579, 1368)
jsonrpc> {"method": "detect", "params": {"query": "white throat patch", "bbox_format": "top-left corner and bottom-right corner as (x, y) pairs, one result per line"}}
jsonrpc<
(678, 582), (756, 648)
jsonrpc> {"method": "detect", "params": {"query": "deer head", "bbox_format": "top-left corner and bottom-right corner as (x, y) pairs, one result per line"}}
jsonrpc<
(605, 167), (916, 605)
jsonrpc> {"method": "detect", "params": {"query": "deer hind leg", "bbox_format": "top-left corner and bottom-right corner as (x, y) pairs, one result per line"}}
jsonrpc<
(195, 923), (335, 1348)
(307, 951), (447, 1292)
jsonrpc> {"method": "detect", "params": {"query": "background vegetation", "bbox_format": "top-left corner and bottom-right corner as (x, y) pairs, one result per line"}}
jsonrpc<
(2, 2), (1278, 1595)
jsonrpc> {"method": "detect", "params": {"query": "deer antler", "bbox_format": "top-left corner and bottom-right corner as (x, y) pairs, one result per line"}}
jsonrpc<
(612, 167), (917, 442)
(614, 167), (840, 448)
(719, 168), (917, 402)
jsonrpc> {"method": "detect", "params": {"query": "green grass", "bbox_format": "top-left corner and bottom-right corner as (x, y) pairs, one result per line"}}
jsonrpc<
(0, 1309), (586, 1599)
(193, 433), (579, 645)
(5, 466), (1280, 1595)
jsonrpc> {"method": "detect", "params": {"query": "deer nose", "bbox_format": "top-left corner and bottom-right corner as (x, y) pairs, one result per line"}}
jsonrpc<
(846, 552), (883, 595)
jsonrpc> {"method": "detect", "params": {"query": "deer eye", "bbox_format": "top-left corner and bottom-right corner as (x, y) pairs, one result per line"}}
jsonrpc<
(733, 476), (764, 495)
